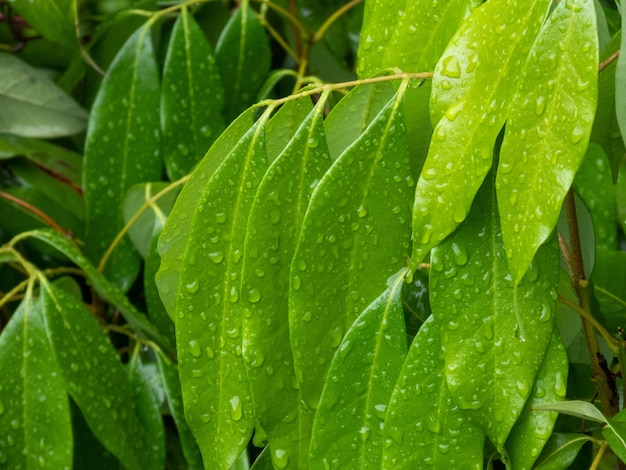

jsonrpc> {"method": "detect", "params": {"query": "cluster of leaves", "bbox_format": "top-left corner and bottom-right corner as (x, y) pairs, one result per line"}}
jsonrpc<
(2, 0), (626, 469)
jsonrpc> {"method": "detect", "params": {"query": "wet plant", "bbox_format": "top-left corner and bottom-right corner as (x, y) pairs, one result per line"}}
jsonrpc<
(1, 0), (626, 468)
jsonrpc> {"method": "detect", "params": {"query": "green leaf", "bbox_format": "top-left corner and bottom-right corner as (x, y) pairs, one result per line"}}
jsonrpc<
(173, 115), (270, 469)
(505, 331), (569, 470)
(430, 170), (560, 449)
(603, 409), (626, 462)
(145, 233), (176, 347)
(264, 98), (313, 164)
(617, 164), (626, 239)
(0, 286), (72, 469)
(410, 0), (551, 266)
(216, 2), (271, 121)
(310, 270), (408, 469)
(20, 229), (171, 352)
(575, 144), (616, 249)
(123, 182), (180, 258)
(531, 400), (606, 423)
(615, 0), (626, 150)
(0, 53), (88, 138)
(497, 0), (599, 282)
(289, 82), (413, 458)
(240, 98), (331, 467)
(40, 281), (147, 470)
(534, 433), (593, 470)
(155, 353), (203, 469)
(382, 315), (484, 469)
(8, 0), (75, 47)
(83, 25), (162, 291)
(161, 8), (225, 180)
(157, 108), (255, 320)
(592, 248), (626, 332)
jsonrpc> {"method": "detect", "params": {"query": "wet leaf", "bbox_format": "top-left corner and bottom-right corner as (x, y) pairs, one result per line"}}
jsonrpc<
(532, 400), (605, 423)
(0, 286), (72, 469)
(156, 353), (203, 469)
(0, 53), (88, 138)
(264, 98), (312, 163)
(240, 98), (331, 468)
(83, 25), (162, 291)
(162, 8), (225, 180)
(157, 108), (255, 320)
(216, 3), (271, 121)
(497, 0), (599, 282)
(534, 433), (592, 470)
(310, 271), (407, 469)
(602, 410), (626, 462)
(173, 114), (270, 469)
(8, 0), (75, 47)
(40, 281), (147, 469)
(289, 82), (413, 458)
(430, 171), (560, 449)
(410, 0), (551, 267)
(505, 331), (568, 470)
(382, 315), (484, 469)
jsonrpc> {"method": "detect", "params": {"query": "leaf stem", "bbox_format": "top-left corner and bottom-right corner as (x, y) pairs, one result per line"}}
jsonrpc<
(589, 440), (608, 470)
(557, 294), (618, 353)
(314, 0), (363, 42)
(564, 188), (619, 418)
(599, 50), (620, 73)
(0, 191), (70, 238)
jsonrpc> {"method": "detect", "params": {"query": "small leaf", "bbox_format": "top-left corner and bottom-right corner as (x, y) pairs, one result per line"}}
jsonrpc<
(505, 331), (569, 470)
(240, 98), (330, 468)
(0, 286), (72, 470)
(532, 401), (606, 423)
(83, 25), (162, 291)
(430, 170), (560, 449)
(173, 115), (270, 469)
(0, 53), (88, 138)
(603, 410), (626, 462)
(40, 281), (148, 469)
(161, 8), (225, 180)
(534, 433), (593, 470)
(410, 0), (551, 267)
(216, 2), (271, 121)
(382, 315), (484, 469)
(157, 108), (256, 320)
(8, 0), (75, 47)
(497, 0), (599, 282)
(310, 270), (408, 469)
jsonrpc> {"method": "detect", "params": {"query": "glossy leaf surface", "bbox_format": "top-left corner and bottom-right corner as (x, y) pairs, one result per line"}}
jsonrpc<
(497, 0), (598, 282)
(505, 332), (568, 470)
(382, 315), (484, 469)
(0, 288), (72, 470)
(289, 83), (413, 454)
(430, 171), (560, 449)
(40, 281), (147, 469)
(174, 116), (269, 469)
(532, 400), (605, 423)
(240, 98), (331, 468)
(410, 0), (551, 266)
(310, 270), (407, 469)
(161, 8), (225, 180)
(157, 108), (255, 319)
(602, 410), (626, 462)
(83, 25), (162, 291)
(0, 53), (88, 138)
(534, 433), (592, 470)
(216, 3), (271, 121)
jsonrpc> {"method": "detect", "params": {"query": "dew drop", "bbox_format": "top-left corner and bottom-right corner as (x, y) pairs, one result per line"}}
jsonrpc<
(229, 396), (243, 421)
(570, 127), (585, 144)
(440, 55), (461, 79)
(186, 280), (199, 294)
(247, 289), (261, 303)
(450, 242), (469, 266)
(188, 340), (202, 358)
(228, 286), (239, 303)
(208, 251), (224, 264)
(534, 96), (546, 116)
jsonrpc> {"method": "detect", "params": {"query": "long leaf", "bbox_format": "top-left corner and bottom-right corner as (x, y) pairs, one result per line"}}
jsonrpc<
(534, 433), (593, 470)
(83, 24), (162, 291)
(410, 0), (551, 267)
(430, 170), (560, 449)
(497, 0), (598, 282)
(382, 315), (484, 469)
(7, 0), (75, 47)
(615, 0), (626, 150)
(0, 284), (72, 469)
(289, 81), (413, 460)
(161, 7), (225, 180)
(310, 270), (408, 469)
(174, 114), (270, 469)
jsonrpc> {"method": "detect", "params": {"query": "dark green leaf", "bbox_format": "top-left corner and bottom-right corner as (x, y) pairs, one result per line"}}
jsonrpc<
(0, 286), (72, 469)
(40, 281), (147, 469)
(240, 98), (330, 467)
(430, 171), (560, 449)
(0, 53), (88, 138)
(497, 0), (598, 282)
(382, 315), (484, 469)
(615, 0), (626, 149)
(534, 433), (593, 470)
(593, 248), (626, 332)
(310, 270), (407, 469)
(145, 233), (176, 347)
(216, 3), (271, 121)
(83, 25), (162, 291)
(410, 0), (551, 267)
(8, 0), (75, 47)
(162, 8), (225, 180)
(603, 409), (626, 462)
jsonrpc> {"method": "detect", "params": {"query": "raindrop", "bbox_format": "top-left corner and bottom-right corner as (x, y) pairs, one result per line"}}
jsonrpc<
(534, 96), (546, 116)
(570, 127), (585, 144)
(188, 340), (202, 358)
(450, 242), (468, 266)
(434, 126), (446, 142)
(186, 280), (199, 294)
(273, 449), (290, 469)
(228, 286), (239, 303)
(208, 251), (224, 264)
(440, 55), (461, 79)
(247, 289), (261, 303)
(229, 396), (243, 421)
(357, 205), (368, 217)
